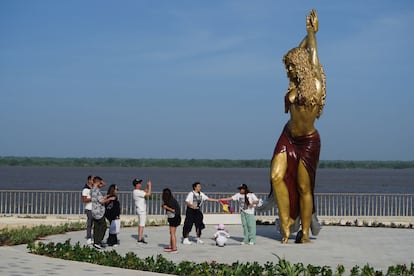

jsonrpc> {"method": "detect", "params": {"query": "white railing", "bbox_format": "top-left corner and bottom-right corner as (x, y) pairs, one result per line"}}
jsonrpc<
(316, 193), (414, 217)
(0, 191), (413, 217)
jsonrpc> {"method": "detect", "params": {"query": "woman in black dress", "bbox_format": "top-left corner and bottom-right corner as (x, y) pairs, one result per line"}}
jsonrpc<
(162, 188), (181, 253)
(105, 184), (121, 246)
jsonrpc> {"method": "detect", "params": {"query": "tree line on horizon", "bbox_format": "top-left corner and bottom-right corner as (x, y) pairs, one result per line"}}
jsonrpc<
(0, 157), (413, 169)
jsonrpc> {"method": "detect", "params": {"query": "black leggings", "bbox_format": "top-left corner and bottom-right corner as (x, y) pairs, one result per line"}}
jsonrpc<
(182, 208), (205, 238)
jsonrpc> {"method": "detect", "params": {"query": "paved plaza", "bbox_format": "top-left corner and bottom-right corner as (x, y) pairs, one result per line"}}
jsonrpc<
(1, 222), (413, 275)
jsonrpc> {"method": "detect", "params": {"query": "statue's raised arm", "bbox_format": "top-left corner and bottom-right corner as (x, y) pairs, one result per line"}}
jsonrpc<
(304, 10), (322, 80)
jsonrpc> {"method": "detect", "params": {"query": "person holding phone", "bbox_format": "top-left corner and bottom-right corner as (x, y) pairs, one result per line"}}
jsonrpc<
(133, 178), (152, 244)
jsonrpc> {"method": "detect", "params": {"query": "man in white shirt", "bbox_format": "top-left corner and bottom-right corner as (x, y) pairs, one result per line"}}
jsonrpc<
(81, 175), (94, 245)
(133, 178), (151, 244)
(182, 182), (218, 245)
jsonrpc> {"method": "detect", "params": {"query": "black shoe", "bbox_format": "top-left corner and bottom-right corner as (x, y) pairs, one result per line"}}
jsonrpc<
(295, 230), (303, 244)
(137, 239), (148, 244)
(93, 243), (103, 250)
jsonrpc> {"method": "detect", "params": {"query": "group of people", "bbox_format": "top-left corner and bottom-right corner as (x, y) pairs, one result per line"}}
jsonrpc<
(81, 175), (120, 249)
(180, 181), (261, 246)
(82, 176), (261, 252)
(81, 175), (153, 249)
(163, 181), (261, 251)
(80, 7), (325, 252)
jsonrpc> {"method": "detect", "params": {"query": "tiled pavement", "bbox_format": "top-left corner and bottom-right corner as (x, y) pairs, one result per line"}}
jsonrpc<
(1, 224), (413, 275)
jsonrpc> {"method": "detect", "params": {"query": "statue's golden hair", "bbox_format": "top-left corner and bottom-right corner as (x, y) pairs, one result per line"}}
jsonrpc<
(283, 47), (326, 118)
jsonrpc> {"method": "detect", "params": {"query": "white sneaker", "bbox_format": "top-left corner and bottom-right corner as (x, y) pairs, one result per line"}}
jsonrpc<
(182, 238), (192, 245)
(196, 238), (204, 244)
(86, 238), (92, 245)
(248, 242), (255, 245)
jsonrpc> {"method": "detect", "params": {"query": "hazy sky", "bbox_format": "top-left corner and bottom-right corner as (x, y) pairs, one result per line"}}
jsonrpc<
(1, 1), (413, 161)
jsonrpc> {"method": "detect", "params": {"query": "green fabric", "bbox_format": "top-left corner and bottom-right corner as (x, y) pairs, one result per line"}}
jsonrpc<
(240, 212), (256, 243)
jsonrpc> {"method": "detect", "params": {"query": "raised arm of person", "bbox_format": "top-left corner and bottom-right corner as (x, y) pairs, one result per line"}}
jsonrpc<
(99, 195), (115, 205)
(206, 197), (220, 203)
(201, 192), (219, 203)
(219, 196), (233, 201)
(144, 180), (152, 196)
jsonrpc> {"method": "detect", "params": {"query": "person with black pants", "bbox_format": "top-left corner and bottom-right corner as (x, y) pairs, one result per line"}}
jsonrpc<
(182, 182), (218, 245)
(105, 184), (121, 246)
(91, 176), (115, 249)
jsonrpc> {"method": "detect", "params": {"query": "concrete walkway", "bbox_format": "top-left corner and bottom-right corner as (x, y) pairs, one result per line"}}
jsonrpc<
(1, 223), (413, 275)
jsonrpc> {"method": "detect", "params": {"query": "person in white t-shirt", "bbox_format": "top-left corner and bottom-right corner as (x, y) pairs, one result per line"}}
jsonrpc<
(220, 184), (260, 245)
(133, 178), (151, 244)
(182, 182), (219, 245)
(81, 175), (94, 245)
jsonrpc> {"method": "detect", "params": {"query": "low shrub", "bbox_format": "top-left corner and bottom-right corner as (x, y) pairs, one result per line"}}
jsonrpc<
(27, 239), (414, 276)
(0, 222), (84, 246)
(3, 223), (414, 275)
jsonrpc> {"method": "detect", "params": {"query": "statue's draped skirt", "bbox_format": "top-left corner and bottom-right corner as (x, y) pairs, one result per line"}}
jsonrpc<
(272, 124), (320, 219)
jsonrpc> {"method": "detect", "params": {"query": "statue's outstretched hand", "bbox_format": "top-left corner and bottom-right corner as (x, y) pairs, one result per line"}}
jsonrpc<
(306, 9), (318, 33)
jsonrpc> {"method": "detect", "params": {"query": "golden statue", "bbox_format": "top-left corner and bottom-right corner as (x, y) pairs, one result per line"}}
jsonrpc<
(259, 9), (326, 243)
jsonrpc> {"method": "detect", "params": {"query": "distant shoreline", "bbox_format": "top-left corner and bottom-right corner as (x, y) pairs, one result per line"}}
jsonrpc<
(1, 157), (413, 169)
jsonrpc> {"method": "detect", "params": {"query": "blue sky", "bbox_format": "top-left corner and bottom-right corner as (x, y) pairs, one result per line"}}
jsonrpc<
(1, 1), (413, 161)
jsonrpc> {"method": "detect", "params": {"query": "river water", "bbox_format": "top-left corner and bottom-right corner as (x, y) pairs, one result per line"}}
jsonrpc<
(0, 167), (413, 194)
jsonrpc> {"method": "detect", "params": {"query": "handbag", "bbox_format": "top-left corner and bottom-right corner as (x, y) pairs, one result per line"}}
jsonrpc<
(109, 219), (121, 234)
(166, 211), (175, 218)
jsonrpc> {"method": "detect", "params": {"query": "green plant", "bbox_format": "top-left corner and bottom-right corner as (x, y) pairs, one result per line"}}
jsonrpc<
(273, 254), (306, 275)
(22, 237), (414, 276)
(350, 265), (361, 276)
(336, 264), (345, 275)
(0, 222), (85, 246)
(386, 263), (414, 276)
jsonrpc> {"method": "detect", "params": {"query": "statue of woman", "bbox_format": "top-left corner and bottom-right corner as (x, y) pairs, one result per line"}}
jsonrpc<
(260, 9), (326, 244)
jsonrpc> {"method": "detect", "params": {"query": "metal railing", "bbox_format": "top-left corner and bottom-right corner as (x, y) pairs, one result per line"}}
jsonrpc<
(316, 193), (414, 217)
(0, 190), (413, 217)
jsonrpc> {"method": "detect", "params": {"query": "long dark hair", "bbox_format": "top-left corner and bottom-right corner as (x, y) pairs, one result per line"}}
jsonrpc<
(107, 184), (117, 196)
(242, 187), (251, 206)
(162, 188), (172, 204)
